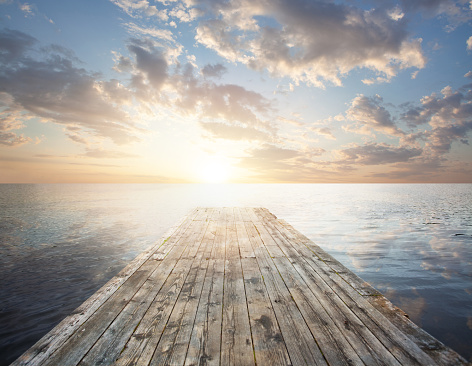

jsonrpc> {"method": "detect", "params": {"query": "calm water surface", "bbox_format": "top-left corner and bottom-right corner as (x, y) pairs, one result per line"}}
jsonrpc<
(0, 184), (471, 364)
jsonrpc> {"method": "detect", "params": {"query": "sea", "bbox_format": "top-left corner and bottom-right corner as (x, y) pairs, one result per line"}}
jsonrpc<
(0, 183), (471, 364)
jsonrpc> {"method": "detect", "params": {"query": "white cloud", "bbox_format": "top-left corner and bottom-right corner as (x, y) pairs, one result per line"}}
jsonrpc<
(388, 6), (405, 21)
(19, 2), (33, 16)
(168, 3), (196, 22)
(123, 22), (174, 42)
(110, 0), (168, 20)
(192, 0), (425, 88)
(467, 35), (472, 50)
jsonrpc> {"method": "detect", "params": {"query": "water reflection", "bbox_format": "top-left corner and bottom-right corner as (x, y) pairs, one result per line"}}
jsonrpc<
(0, 183), (471, 364)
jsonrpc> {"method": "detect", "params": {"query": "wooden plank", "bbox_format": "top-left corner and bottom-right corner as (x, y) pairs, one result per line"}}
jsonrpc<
(243, 210), (327, 366)
(237, 221), (255, 259)
(12, 208), (199, 366)
(239, 244), (291, 365)
(239, 207), (252, 222)
(184, 220), (225, 366)
(221, 217), (255, 366)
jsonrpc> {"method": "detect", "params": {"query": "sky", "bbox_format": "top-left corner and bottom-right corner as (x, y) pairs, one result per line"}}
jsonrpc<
(0, 0), (471, 183)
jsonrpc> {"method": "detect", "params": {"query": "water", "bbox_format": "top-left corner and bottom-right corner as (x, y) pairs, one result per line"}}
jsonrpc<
(0, 183), (471, 364)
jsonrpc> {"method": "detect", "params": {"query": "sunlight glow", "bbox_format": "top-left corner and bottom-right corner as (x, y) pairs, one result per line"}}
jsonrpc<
(200, 160), (230, 183)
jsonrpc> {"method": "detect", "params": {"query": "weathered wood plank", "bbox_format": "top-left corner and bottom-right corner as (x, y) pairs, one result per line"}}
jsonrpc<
(184, 220), (226, 366)
(221, 216), (255, 366)
(238, 221), (291, 366)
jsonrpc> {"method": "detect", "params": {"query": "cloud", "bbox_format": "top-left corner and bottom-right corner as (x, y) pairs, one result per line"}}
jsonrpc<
(19, 2), (33, 16)
(123, 22), (174, 42)
(343, 94), (404, 137)
(313, 127), (336, 140)
(128, 40), (169, 90)
(465, 70), (472, 78)
(235, 143), (332, 182)
(0, 28), (141, 145)
(336, 142), (422, 165)
(67, 133), (88, 145)
(201, 63), (227, 79)
(0, 92), (31, 146)
(165, 63), (274, 134)
(200, 122), (271, 141)
(400, 0), (472, 32)
(112, 37), (276, 142)
(467, 35), (472, 50)
(192, 0), (425, 88)
(80, 148), (139, 159)
(238, 144), (302, 172)
(278, 116), (304, 127)
(110, 0), (168, 20)
(0, 28), (36, 62)
(400, 85), (472, 156)
(168, 3), (197, 22)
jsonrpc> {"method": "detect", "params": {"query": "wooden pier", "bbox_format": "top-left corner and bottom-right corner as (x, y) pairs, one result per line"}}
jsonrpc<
(13, 207), (467, 365)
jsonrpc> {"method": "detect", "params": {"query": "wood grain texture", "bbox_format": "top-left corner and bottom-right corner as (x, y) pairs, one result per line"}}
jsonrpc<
(13, 207), (468, 366)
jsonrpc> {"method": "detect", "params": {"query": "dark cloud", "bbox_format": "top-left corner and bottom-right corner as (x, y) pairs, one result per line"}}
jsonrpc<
(201, 63), (227, 79)
(400, 0), (471, 31)
(337, 142), (422, 165)
(0, 130), (31, 146)
(401, 86), (472, 156)
(344, 94), (404, 136)
(128, 43), (168, 89)
(0, 28), (141, 145)
(0, 28), (36, 63)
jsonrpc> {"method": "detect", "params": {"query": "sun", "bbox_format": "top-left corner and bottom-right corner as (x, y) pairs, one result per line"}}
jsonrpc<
(200, 160), (230, 183)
